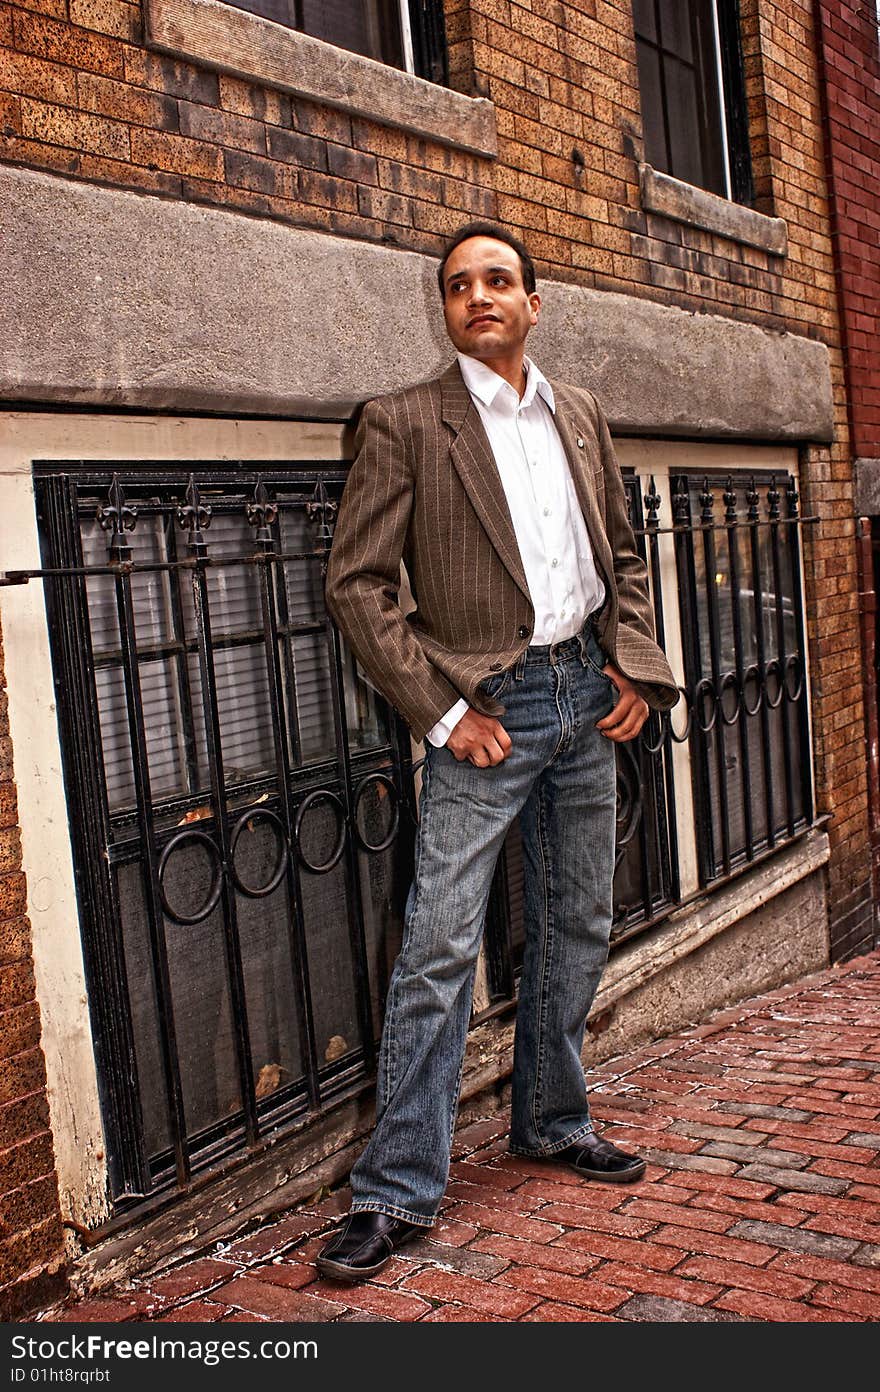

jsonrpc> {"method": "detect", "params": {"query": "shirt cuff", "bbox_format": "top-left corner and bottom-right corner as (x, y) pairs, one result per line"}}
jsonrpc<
(425, 698), (470, 748)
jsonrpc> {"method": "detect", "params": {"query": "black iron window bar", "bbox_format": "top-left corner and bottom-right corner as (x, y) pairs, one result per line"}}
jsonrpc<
(630, 469), (815, 887)
(2, 463), (814, 1209)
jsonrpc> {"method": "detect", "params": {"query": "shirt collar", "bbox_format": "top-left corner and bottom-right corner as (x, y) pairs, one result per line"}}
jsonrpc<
(457, 353), (556, 415)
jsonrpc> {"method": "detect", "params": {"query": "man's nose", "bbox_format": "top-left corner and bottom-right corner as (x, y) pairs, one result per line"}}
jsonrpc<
(467, 281), (491, 305)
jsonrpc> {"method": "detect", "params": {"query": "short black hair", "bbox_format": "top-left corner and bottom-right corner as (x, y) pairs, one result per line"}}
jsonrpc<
(436, 221), (537, 299)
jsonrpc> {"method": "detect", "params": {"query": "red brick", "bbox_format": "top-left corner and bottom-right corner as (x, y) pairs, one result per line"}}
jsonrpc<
(532, 1203), (658, 1238)
(155, 1300), (232, 1322)
(652, 1224), (779, 1265)
(519, 1302), (618, 1321)
(551, 1228), (684, 1270)
(238, 1260), (314, 1293)
(770, 1251), (880, 1295)
(685, 1190), (805, 1227)
(494, 1263), (628, 1313)
(713, 1288), (853, 1322)
(676, 1254), (815, 1300)
(140, 1258), (241, 1303)
(469, 1232), (600, 1276)
(622, 1199), (732, 1233)
(443, 1201), (562, 1243)
(215, 1275), (344, 1322)
(401, 1266), (538, 1318)
(309, 1280), (430, 1322)
(809, 1282), (880, 1318)
(420, 1304), (505, 1322)
(594, 1262), (723, 1306)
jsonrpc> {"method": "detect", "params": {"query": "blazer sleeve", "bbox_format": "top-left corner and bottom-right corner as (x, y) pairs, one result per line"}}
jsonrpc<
(591, 395), (680, 711)
(325, 397), (462, 740)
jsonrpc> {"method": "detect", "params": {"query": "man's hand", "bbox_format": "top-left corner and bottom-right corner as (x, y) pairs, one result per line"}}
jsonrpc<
(446, 709), (512, 766)
(596, 663), (649, 743)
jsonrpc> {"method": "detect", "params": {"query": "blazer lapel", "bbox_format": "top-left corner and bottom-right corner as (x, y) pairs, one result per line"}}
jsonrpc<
(551, 383), (615, 590)
(439, 363), (531, 603)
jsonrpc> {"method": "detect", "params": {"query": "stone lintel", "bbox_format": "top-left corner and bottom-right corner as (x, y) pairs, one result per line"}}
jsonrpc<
(0, 166), (833, 442)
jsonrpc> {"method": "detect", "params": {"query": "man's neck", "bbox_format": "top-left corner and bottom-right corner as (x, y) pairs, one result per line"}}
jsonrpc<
(471, 352), (528, 398)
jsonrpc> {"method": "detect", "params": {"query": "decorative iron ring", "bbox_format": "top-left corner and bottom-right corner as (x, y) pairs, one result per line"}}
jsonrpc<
(784, 653), (804, 702)
(742, 664), (763, 717)
(158, 828), (224, 926)
(229, 808), (289, 898)
(719, 671), (742, 727)
(695, 677), (717, 734)
(765, 658), (784, 709)
(294, 789), (347, 873)
(640, 709), (668, 756)
(669, 685), (693, 744)
(353, 773), (400, 853)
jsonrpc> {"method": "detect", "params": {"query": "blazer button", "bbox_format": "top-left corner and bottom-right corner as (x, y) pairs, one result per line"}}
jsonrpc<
(518, 625), (529, 639)
(489, 661), (502, 671)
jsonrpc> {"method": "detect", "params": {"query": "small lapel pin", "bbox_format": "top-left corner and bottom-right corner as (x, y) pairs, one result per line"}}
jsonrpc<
(576, 436), (585, 449)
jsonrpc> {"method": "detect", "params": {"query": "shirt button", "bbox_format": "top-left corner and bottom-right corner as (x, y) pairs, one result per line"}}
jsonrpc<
(551, 558), (559, 568)
(543, 507), (551, 516)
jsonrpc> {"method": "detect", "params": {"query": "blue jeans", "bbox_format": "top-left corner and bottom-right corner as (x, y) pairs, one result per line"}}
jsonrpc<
(349, 625), (618, 1227)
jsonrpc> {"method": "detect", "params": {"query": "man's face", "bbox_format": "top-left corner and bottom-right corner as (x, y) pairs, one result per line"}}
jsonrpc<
(441, 235), (540, 364)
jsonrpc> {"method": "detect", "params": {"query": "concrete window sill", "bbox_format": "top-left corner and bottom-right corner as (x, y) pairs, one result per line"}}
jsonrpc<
(639, 163), (788, 257)
(145, 0), (497, 158)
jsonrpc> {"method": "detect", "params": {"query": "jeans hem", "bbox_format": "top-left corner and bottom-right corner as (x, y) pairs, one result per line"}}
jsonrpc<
(508, 1120), (594, 1158)
(348, 1200), (436, 1229)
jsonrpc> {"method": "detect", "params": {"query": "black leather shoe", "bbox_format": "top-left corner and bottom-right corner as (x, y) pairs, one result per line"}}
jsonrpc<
(315, 1210), (422, 1283)
(549, 1132), (646, 1183)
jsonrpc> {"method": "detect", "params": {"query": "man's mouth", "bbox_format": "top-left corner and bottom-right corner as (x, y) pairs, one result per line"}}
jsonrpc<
(466, 314), (500, 329)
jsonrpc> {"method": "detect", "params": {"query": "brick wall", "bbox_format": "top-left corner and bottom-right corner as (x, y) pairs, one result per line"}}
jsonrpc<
(815, 0), (880, 462)
(0, 2), (875, 1271)
(0, 626), (67, 1318)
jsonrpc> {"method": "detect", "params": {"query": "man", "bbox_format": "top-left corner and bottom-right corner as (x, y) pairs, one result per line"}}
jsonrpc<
(318, 222), (678, 1282)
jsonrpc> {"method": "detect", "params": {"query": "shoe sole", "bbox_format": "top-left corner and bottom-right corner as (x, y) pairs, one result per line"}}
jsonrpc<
(315, 1253), (392, 1283)
(565, 1159), (647, 1183)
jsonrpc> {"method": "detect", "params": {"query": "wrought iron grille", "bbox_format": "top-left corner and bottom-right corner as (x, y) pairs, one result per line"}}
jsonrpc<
(31, 464), (420, 1205)
(671, 469), (813, 882)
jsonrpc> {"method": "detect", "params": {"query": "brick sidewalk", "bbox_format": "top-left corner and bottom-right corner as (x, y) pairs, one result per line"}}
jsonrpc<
(44, 951), (880, 1323)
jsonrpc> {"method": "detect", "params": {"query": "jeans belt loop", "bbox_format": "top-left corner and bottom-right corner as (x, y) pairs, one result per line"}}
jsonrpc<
(514, 648), (528, 681)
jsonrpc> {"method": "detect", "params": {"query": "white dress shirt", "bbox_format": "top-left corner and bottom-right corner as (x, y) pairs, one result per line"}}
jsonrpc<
(425, 353), (606, 747)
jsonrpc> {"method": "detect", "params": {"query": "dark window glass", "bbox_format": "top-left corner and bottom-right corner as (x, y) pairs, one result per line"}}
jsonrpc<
(222, 0), (448, 81)
(633, 0), (752, 202)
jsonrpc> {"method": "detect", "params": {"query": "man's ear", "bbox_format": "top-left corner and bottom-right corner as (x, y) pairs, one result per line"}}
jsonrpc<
(529, 291), (541, 325)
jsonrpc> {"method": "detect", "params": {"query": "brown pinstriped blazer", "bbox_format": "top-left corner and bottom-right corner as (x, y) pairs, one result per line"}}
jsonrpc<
(325, 361), (678, 742)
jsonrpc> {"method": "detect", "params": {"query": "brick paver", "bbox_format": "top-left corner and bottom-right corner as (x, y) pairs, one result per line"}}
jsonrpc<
(39, 951), (880, 1323)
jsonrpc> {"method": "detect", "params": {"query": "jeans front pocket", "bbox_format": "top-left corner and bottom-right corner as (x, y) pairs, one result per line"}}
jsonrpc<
(583, 633), (613, 686)
(480, 667), (512, 701)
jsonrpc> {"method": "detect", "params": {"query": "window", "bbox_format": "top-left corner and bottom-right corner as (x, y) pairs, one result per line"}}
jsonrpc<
(222, 0), (448, 83)
(36, 464), (414, 1202)
(632, 0), (753, 203)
